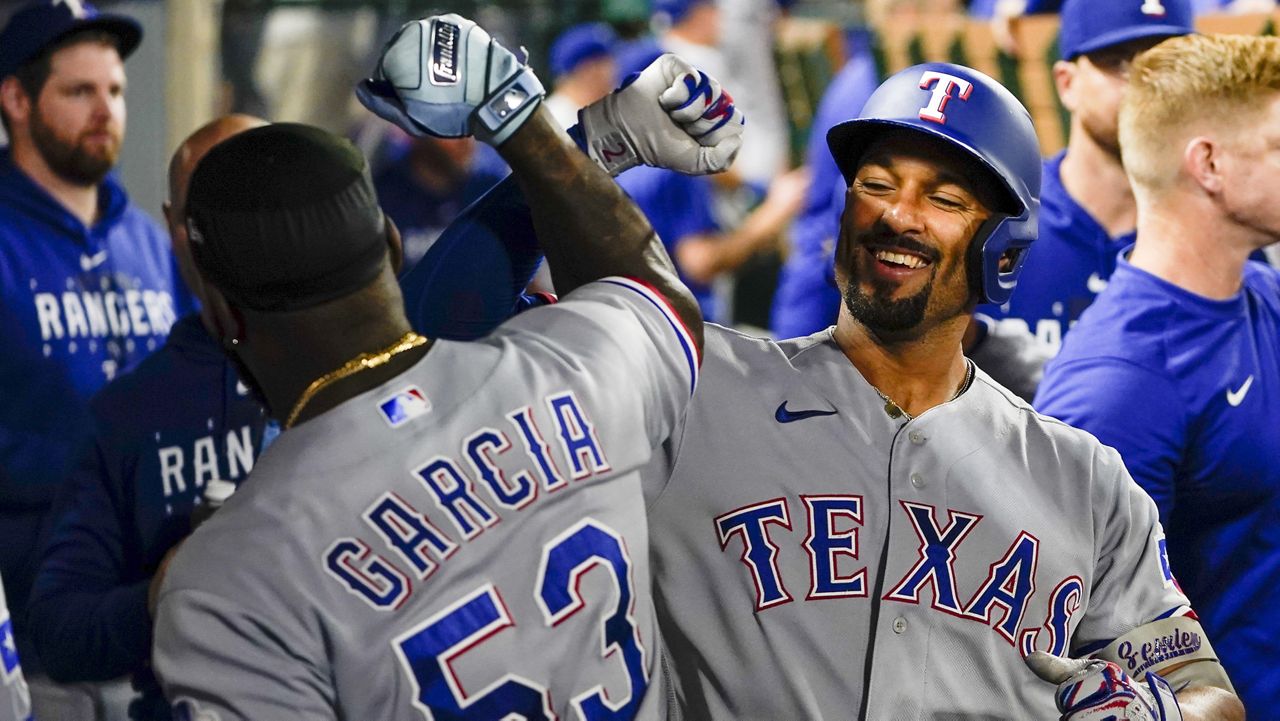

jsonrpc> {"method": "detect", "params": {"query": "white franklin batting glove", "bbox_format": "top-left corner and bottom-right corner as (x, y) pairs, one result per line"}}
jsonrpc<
(356, 13), (544, 146)
(578, 53), (745, 176)
(1025, 651), (1183, 721)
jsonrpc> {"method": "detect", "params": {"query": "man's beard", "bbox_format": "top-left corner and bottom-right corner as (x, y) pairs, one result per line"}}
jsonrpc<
(30, 107), (119, 186)
(841, 226), (940, 335)
(843, 270), (934, 334)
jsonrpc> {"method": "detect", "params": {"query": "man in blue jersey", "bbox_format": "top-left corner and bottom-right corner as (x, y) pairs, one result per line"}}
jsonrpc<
(978, 0), (1193, 355)
(1036, 34), (1280, 715)
(27, 115), (270, 721)
(0, 0), (194, 702)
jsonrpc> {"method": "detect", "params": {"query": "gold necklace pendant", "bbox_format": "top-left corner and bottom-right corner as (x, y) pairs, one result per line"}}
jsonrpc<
(883, 399), (906, 419)
(284, 331), (429, 430)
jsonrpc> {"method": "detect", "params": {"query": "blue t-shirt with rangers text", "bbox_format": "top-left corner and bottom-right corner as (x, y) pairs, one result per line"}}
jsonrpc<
(0, 148), (195, 671)
(1035, 256), (1280, 714)
(29, 315), (266, 720)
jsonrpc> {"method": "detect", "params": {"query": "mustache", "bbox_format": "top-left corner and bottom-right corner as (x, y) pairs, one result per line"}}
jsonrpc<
(855, 224), (941, 263)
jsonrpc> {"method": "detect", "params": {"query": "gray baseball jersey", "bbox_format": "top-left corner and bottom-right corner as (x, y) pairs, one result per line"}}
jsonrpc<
(0, 576), (31, 721)
(644, 326), (1191, 720)
(154, 278), (699, 721)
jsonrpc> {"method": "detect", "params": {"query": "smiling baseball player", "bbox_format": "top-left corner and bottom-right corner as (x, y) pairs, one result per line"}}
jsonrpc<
(151, 13), (746, 721)
(389, 59), (1244, 719)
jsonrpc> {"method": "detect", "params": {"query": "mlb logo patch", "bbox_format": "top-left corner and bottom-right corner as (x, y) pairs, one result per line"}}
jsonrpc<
(379, 386), (431, 428)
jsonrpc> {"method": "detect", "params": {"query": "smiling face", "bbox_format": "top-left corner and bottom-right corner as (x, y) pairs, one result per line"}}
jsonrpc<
(834, 129), (1004, 339)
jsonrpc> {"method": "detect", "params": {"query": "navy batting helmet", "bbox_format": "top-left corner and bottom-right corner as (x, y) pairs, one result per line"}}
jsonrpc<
(827, 62), (1040, 305)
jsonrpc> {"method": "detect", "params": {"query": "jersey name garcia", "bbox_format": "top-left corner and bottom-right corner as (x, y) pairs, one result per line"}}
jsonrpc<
(645, 326), (1190, 720)
(154, 280), (697, 721)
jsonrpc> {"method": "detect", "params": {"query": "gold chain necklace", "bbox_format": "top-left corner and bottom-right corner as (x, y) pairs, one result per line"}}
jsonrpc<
(872, 360), (975, 422)
(284, 331), (429, 430)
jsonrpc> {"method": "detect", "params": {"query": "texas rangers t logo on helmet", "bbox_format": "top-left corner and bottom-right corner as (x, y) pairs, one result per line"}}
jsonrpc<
(918, 71), (974, 125)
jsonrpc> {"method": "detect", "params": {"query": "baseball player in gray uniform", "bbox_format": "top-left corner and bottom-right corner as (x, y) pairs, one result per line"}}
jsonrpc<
(0, 574), (31, 721)
(152, 15), (744, 721)
(640, 64), (1243, 720)
(374, 48), (1245, 721)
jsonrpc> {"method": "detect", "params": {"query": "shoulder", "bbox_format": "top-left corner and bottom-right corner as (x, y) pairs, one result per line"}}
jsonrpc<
(1053, 285), (1170, 370)
(1244, 259), (1280, 302)
(970, 369), (1124, 473)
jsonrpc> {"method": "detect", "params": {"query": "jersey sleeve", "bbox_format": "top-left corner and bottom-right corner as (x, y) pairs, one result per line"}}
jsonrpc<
(154, 587), (335, 721)
(1070, 443), (1193, 656)
(491, 277), (700, 470)
(26, 435), (152, 682)
(1035, 357), (1186, 519)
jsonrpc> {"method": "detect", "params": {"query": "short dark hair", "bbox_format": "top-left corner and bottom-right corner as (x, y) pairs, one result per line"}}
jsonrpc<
(0, 29), (120, 137)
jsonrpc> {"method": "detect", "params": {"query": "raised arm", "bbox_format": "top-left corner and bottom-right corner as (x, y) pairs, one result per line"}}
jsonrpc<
(360, 18), (742, 348)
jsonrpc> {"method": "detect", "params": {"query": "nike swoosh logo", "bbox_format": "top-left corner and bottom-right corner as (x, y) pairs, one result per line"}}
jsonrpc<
(775, 402), (838, 423)
(80, 250), (108, 271)
(1086, 272), (1108, 294)
(1226, 375), (1254, 407)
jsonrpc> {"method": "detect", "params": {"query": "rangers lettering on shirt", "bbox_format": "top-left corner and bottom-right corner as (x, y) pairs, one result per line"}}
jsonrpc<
(158, 425), (256, 498)
(33, 289), (177, 341)
(322, 391), (611, 609)
(717, 496), (1085, 654)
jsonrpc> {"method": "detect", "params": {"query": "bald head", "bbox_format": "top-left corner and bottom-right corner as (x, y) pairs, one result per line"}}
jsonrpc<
(164, 114), (268, 309)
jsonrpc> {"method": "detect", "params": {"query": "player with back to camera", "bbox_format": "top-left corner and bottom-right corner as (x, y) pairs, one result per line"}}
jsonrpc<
(386, 58), (1245, 720)
(152, 12), (746, 720)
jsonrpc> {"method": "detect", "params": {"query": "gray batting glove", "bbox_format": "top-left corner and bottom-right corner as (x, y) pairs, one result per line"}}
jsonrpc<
(357, 13), (544, 147)
(1025, 651), (1183, 721)
(578, 53), (745, 176)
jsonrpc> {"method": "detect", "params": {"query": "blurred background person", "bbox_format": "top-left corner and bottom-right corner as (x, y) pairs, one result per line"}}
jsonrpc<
(28, 115), (270, 721)
(372, 134), (509, 275)
(0, 1), (194, 716)
(544, 22), (620, 128)
(977, 0), (1195, 356)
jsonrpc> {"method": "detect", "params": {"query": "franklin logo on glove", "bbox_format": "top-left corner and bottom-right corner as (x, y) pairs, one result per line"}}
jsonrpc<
(430, 20), (459, 85)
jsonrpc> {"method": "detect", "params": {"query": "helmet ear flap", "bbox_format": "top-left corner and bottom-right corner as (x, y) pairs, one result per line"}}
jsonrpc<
(966, 214), (1007, 303)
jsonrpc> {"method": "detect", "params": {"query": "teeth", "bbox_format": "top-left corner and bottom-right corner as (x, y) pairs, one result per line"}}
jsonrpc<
(875, 250), (928, 269)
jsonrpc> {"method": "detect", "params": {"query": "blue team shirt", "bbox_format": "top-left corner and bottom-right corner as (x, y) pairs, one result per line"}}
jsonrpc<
(978, 152), (1134, 355)
(28, 314), (267, 720)
(770, 35), (878, 338)
(0, 149), (195, 672)
(617, 165), (721, 321)
(1036, 256), (1280, 713)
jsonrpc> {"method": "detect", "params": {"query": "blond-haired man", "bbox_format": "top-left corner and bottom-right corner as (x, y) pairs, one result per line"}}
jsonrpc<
(1038, 33), (1280, 716)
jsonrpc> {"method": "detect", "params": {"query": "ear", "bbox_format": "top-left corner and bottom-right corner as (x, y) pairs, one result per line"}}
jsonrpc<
(385, 217), (404, 275)
(198, 280), (243, 348)
(0, 76), (32, 127)
(1182, 136), (1223, 196)
(1052, 60), (1077, 112)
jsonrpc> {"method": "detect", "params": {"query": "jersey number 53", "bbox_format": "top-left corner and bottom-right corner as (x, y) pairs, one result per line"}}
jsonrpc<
(393, 518), (648, 720)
